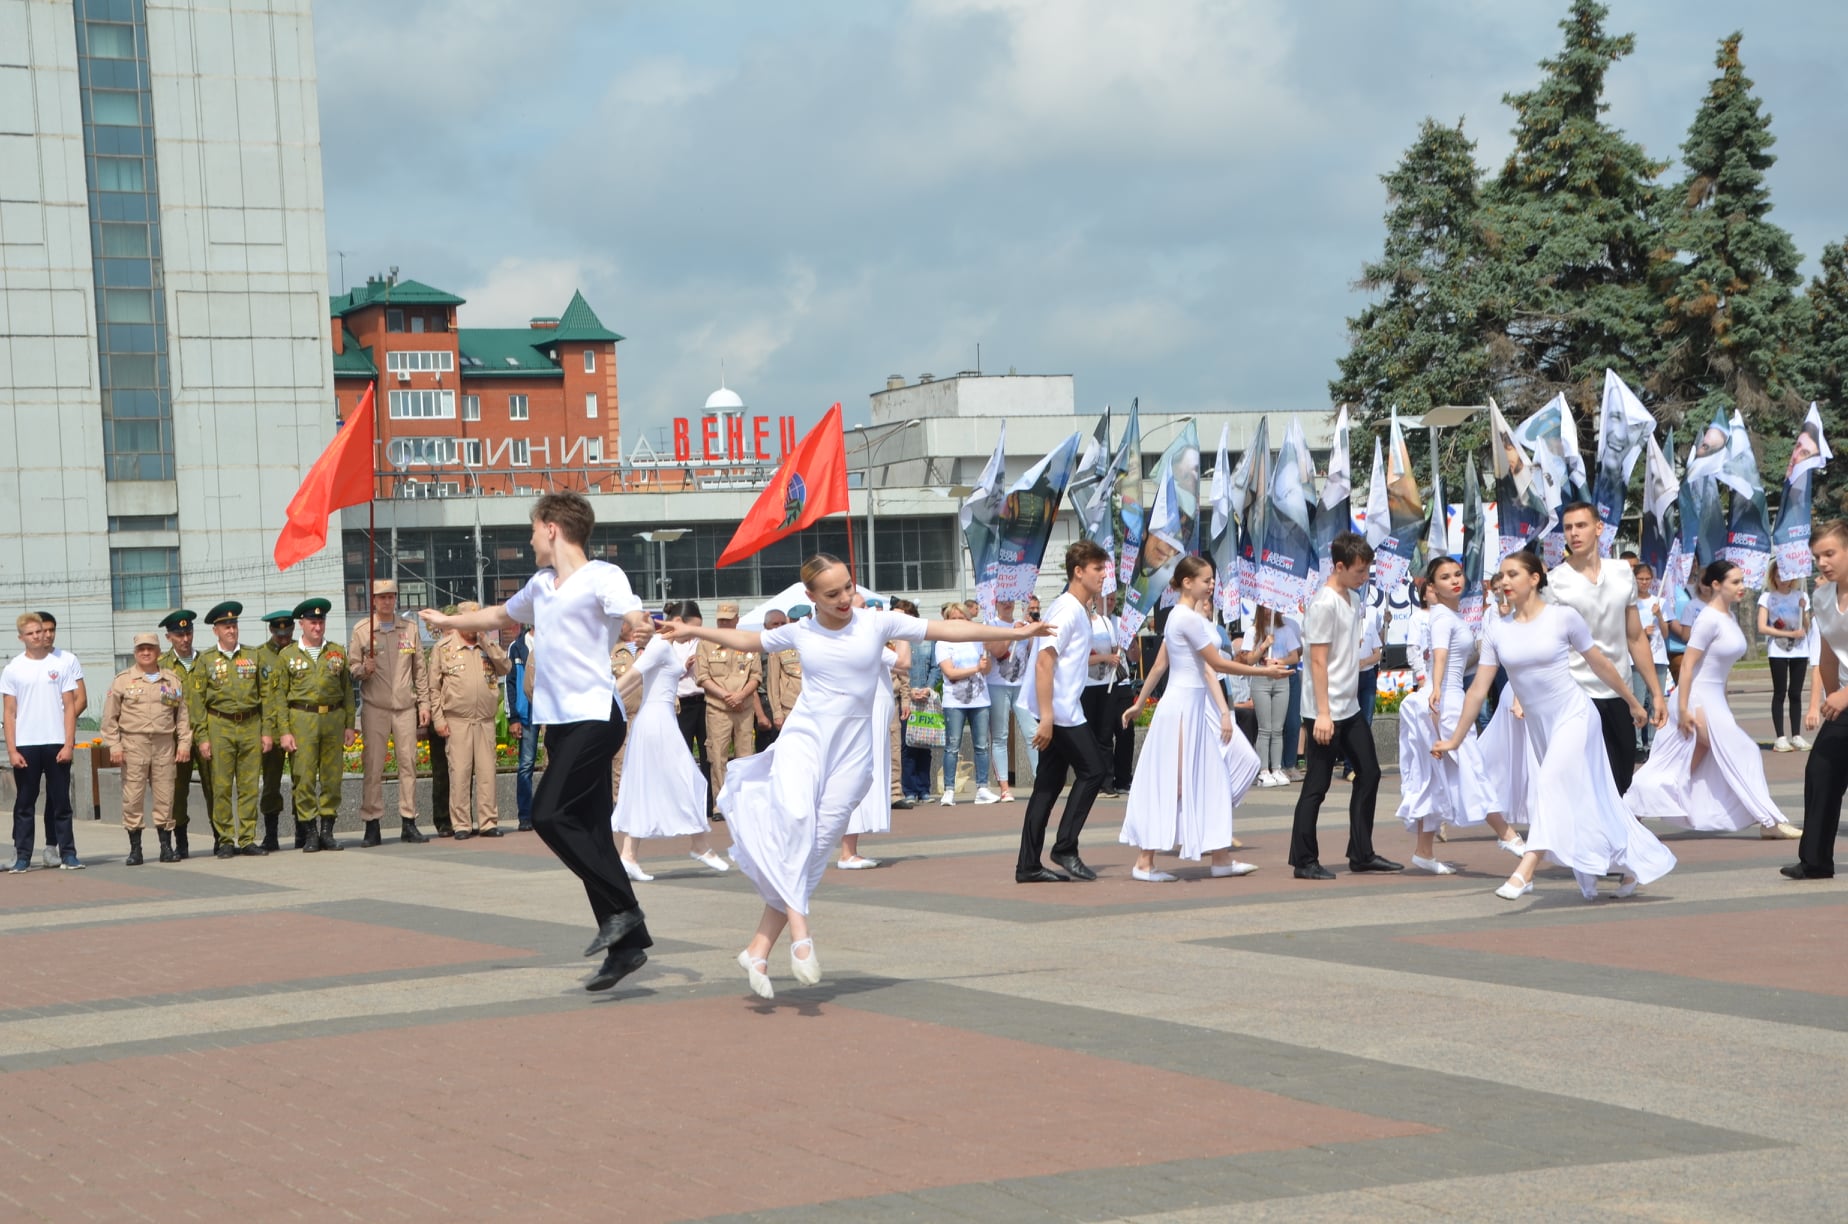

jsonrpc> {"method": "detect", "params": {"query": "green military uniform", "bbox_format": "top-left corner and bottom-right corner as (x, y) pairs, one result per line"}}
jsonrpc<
(158, 609), (212, 857)
(188, 602), (267, 854)
(254, 610), (297, 849)
(265, 598), (352, 853)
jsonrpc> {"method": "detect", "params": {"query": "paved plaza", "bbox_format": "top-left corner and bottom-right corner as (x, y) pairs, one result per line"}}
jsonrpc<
(1, 677), (1842, 1222)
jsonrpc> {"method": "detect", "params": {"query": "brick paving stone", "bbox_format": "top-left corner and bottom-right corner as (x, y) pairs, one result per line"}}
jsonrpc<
(0, 871), (171, 912)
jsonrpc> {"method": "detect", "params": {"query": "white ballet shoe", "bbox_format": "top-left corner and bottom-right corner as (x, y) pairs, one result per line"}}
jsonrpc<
(621, 858), (654, 883)
(1131, 867), (1177, 882)
(1494, 875), (1533, 900)
(1411, 855), (1456, 875)
(974, 787), (1000, 805)
(834, 855), (879, 869)
(1210, 860), (1259, 877)
(737, 950), (773, 998)
(690, 850), (730, 872)
(1577, 875), (1603, 901)
(1615, 875), (1640, 898)
(1497, 836), (1528, 856)
(789, 938), (821, 985)
(1759, 822), (1802, 840)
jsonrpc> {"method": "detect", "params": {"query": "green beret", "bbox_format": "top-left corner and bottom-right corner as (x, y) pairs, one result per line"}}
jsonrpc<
(261, 609), (296, 625)
(159, 609), (197, 632)
(291, 597), (332, 619)
(202, 601), (243, 625)
(787, 604), (813, 618)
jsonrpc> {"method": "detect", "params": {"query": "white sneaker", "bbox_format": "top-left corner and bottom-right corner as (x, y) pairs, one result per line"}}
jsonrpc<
(1773, 736), (1794, 753)
(1131, 867), (1177, 882)
(1257, 771), (1277, 788)
(1411, 855), (1456, 875)
(1494, 876), (1533, 900)
(1793, 735), (1813, 751)
(1210, 860), (1259, 877)
(690, 850), (729, 873)
(620, 858), (653, 883)
(939, 791), (956, 806)
(974, 787), (1000, 805)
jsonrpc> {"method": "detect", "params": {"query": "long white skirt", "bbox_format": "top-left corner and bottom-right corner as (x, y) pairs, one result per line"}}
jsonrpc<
(719, 707), (874, 915)
(1474, 698), (1538, 826)
(1625, 696), (1785, 831)
(1519, 687), (1677, 885)
(846, 684), (895, 837)
(611, 701), (710, 839)
(1395, 687), (1499, 832)
(1118, 684), (1259, 860)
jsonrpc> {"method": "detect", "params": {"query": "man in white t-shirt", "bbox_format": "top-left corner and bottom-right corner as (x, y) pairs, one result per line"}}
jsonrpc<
(1547, 502), (1666, 794)
(3, 612), (82, 871)
(1017, 541), (1113, 883)
(37, 612), (87, 718)
(423, 492), (653, 994)
(1290, 533), (1399, 879)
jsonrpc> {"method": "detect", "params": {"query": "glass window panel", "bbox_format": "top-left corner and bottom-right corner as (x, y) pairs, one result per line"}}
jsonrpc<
(98, 222), (147, 257)
(110, 547), (180, 612)
(106, 354), (156, 386)
(90, 90), (140, 125)
(94, 156), (144, 191)
(103, 288), (153, 323)
(99, 258), (152, 288)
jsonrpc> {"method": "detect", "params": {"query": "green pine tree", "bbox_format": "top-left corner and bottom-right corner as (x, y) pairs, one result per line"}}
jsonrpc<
(1649, 32), (1805, 468)
(1793, 239), (1848, 516)
(1478, 0), (1666, 416)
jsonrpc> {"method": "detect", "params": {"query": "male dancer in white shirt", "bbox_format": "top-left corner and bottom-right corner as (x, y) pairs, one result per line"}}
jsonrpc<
(423, 492), (653, 993)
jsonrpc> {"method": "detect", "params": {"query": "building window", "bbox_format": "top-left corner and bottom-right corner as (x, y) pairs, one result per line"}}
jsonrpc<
(411, 316), (425, 333)
(95, 157), (146, 192)
(508, 394), (529, 421)
(461, 439), (482, 466)
(89, 90), (140, 125)
(462, 394), (480, 420)
(110, 547), (181, 611)
(85, 22), (135, 58)
(585, 437), (603, 463)
(385, 351), (455, 374)
(586, 393), (598, 419)
(387, 389), (456, 419)
(108, 514), (178, 532)
(103, 289), (154, 323)
(429, 313), (448, 333)
(583, 349), (596, 373)
(510, 439), (531, 467)
(98, 224), (149, 258)
(387, 308), (405, 332)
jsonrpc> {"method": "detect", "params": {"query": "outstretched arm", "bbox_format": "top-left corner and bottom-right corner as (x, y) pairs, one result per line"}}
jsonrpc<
(925, 618), (1051, 645)
(661, 622), (766, 654)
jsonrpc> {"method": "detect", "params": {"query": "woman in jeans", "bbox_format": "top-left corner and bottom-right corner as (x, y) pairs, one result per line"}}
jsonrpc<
(935, 604), (999, 805)
(1759, 563), (1812, 752)
(985, 598), (1035, 800)
(1248, 605), (1301, 787)
(895, 600), (939, 801)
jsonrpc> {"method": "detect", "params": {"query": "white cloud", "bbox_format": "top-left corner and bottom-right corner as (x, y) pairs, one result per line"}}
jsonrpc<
(454, 258), (613, 327)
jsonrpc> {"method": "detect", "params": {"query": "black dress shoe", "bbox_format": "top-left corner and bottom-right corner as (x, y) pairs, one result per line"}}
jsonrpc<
(1781, 863), (1835, 880)
(214, 845), (236, 860)
(1015, 866), (1070, 883)
(1294, 862), (1337, 880)
(586, 948), (648, 992)
(1349, 855), (1405, 873)
(477, 827), (504, 838)
(240, 843), (268, 857)
(437, 829), (455, 838)
(1051, 853), (1098, 881)
(516, 822), (533, 832)
(892, 799), (914, 810)
(583, 909), (647, 958)
(453, 829), (474, 841)
(400, 820), (429, 844)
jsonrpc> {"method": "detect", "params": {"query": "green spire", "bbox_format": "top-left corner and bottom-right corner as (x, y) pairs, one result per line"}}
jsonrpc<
(548, 290), (624, 344)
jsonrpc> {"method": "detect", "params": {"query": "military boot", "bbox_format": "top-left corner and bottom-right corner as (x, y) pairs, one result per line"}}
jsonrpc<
(173, 824), (190, 860)
(125, 829), (144, 866)
(318, 817), (344, 851)
(157, 828), (177, 863)
(300, 820), (320, 853)
(261, 813), (280, 853)
(360, 819), (381, 847)
(399, 819), (428, 844)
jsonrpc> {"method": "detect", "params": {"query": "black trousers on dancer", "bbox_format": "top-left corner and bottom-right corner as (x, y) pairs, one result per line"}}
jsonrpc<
(536, 703), (651, 949)
(1592, 695), (1638, 794)
(1288, 713), (1381, 869)
(1799, 716), (1848, 877)
(1017, 722), (1109, 875)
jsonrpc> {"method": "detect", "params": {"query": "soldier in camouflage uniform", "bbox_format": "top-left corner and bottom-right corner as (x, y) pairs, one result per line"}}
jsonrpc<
(158, 609), (211, 858)
(188, 602), (270, 857)
(253, 609), (297, 850)
(266, 598), (354, 852)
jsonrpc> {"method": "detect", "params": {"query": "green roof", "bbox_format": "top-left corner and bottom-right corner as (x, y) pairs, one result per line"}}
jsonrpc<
(457, 329), (564, 377)
(548, 289), (624, 344)
(332, 326), (375, 377)
(330, 277), (466, 317)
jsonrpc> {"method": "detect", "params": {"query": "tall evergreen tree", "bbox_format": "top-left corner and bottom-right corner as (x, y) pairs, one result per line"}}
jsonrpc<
(1478, 0), (1665, 416)
(1650, 32), (1805, 465)
(1794, 239), (1848, 516)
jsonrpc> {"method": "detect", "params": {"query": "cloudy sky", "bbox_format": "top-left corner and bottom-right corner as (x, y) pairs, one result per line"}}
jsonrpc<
(312, 0), (1847, 451)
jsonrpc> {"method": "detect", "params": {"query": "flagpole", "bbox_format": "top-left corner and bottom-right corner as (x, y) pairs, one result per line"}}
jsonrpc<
(367, 377), (379, 609)
(843, 500), (860, 586)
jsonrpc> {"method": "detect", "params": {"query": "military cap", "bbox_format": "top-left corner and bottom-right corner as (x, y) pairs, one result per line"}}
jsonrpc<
(202, 601), (243, 625)
(132, 632), (160, 649)
(371, 578), (398, 595)
(260, 609), (295, 626)
(787, 603), (813, 618)
(717, 601), (741, 619)
(457, 600), (481, 614)
(159, 609), (197, 632)
(291, 597), (332, 619)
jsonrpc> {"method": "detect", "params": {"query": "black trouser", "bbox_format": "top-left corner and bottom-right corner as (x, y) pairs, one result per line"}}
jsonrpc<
(1017, 722), (1110, 874)
(1769, 657), (1807, 739)
(427, 726), (452, 834)
(1080, 684), (1112, 760)
(1289, 713), (1380, 869)
(1109, 683), (1138, 789)
(12, 744), (73, 860)
(1799, 716), (1848, 876)
(536, 703), (651, 947)
(676, 692), (712, 815)
(1234, 706), (1258, 746)
(1592, 695), (1637, 794)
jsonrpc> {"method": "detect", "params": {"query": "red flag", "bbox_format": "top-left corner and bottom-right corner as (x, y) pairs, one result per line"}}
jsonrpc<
(274, 383), (377, 571)
(717, 403), (850, 567)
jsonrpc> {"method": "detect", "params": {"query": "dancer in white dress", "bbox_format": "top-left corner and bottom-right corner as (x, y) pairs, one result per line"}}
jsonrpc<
(662, 554), (1048, 998)
(838, 641), (909, 869)
(1396, 557), (1527, 872)
(1116, 557), (1286, 881)
(610, 614), (730, 881)
(1436, 550), (1677, 901)
(1625, 561), (1803, 839)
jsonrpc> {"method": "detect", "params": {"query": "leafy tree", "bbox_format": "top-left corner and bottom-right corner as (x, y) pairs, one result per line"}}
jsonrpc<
(1649, 32), (1806, 474)
(1793, 240), (1848, 516)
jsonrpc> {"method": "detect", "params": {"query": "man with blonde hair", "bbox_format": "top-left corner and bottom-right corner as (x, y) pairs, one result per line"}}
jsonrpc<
(4, 613), (81, 871)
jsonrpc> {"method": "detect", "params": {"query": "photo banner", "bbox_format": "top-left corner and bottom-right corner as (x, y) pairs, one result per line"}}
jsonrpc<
(1459, 453), (1486, 630)
(958, 424), (1008, 607)
(1639, 427), (1684, 591)
(1108, 400), (1144, 597)
(1207, 423), (1241, 621)
(1068, 409), (1115, 552)
(1121, 419), (1199, 637)
(1489, 398), (1548, 561)
(1313, 406), (1353, 585)
(1375, 409), (1424, 593)
(988, 432), (1083, 614)
(1235, 415), (1273, 608)
(1511, 393), (1588, 565)
(1246, 416), (1317, 611)
(1771, 405), (1831, 579)
(1718, 410), (1771, 588)
(1592, 369), (1657, 554)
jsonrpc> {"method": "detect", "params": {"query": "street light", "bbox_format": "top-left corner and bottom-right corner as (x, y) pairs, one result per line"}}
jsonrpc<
(848, 418), (921, 590)
(635, 528), (689, 604)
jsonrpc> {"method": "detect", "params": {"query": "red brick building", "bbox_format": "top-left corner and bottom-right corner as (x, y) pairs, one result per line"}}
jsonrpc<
(331, 277), (623, 497)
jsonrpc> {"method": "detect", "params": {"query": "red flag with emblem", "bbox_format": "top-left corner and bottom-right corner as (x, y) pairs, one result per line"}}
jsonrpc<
(274, 383), (376, 571)
(717, 403), (850, 567)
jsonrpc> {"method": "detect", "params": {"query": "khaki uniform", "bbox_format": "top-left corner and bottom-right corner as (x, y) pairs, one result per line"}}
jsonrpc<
(695, 640), (760, 798)
(350, 616), (430, 822)
(265, 641), (354, 827)
(765, 648), (804, 727)
(159, 649), (212, 835)
(609, 643), (643, 799)
(253, 638), (293, 821)
(429, 633), (510, 832)
(100, 666), (190, 831)
(188, 647), (266, 847)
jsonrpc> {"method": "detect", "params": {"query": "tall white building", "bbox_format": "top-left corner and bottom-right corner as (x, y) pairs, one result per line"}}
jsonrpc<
(0, 0), (332, 673)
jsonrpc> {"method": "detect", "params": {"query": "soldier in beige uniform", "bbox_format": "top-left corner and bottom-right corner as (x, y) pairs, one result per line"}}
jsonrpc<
(100, 633), (192, 865)
(609, 621), (644, 799)
(693, 600), (760, 801)
(764, 604), (806, 734)
(349, 578), (432, 846)
(430, 602), (512, 838)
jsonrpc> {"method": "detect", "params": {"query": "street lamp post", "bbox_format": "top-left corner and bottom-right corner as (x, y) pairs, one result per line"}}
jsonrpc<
(848, 419), (921, 591)
(635, 528), (689, 604)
